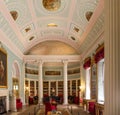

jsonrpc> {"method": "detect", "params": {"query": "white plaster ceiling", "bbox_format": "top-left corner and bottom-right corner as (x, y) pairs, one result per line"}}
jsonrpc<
(0, 0), (104, 55)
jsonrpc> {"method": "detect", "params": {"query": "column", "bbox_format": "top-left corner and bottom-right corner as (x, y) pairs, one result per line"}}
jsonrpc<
(22, 61), (26, 105)
(38, 60), (43, 104)
(63, 60), (68, 105)
(105, 0), (120, 114)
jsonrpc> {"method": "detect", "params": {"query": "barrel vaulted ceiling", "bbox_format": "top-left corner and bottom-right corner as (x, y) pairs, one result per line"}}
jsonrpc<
(0, 0), (104, 56)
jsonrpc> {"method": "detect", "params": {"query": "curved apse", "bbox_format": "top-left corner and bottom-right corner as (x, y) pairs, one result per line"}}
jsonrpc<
(26, 41), (79, 55)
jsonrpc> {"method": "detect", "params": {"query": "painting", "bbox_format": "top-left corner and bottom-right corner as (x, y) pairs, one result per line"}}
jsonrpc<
(25, 68), (38, 75)
(42, 0), (61, 11)
(45, 70), (61, 76)
(0, 48), (7, 88)
(67, 68), (80, 75)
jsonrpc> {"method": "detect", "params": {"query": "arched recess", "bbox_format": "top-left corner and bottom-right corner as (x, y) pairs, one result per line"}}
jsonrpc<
(24, 37), (80, 54)
(12, 60), (21, 98)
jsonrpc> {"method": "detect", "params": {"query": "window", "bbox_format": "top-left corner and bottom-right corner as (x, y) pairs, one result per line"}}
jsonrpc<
(97, 59), (104, 102)
(85, 67), (91, 99)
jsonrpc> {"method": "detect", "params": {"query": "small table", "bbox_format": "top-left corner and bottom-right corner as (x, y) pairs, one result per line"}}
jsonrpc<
(83, 99), (96, 112)
(95, 102), (104, 115)
(47, 111), (62, 115)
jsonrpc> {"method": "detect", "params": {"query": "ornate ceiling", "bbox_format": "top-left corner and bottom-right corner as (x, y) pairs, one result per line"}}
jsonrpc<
(0, 0), (104, 56)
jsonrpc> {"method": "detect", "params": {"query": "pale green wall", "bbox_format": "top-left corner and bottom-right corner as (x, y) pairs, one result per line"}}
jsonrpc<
(0, 43), (23, 99)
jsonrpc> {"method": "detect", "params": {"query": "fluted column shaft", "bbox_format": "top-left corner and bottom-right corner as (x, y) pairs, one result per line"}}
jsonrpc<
(38, 61), (43, 104)
(105, 0), (120, 114)
(22, 61), (26, 105)
(63, 60), (68, 105)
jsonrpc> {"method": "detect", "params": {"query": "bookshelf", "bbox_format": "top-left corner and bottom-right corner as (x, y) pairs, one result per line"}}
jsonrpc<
(36, 81), (38, 96)
(72, 80), (76, 96)
(30, 81), (35, 96)
(43, 81), (49, 95)
(68, 80), (71, 95)
(58, 81), (63, 95)
(25, 79), (80, 97)
(50, 81), (56, 96)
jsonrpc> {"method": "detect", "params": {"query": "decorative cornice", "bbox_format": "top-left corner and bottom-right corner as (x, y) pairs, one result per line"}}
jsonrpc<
(78, 0), (104, 46)
(23, 55), (81, 63)
(81, 31), (104, 60)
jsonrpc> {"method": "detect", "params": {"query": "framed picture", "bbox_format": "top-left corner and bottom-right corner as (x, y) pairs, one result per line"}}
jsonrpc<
(44, 69), (61, 76)
(0, 48), (7, 88)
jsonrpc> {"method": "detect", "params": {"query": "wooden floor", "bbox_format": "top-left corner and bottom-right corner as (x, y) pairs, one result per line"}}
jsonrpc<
(3, 104), (90, 115)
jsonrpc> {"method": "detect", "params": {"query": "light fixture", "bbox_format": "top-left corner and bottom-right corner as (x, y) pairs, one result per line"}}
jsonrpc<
(14, 85), (18, 90)
(79, 86), (81, 90)
(26, 86), (29, 91)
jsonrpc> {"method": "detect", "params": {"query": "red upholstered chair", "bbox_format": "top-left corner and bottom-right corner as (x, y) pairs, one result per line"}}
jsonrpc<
(88, 101), (95, 115)
(74, 96), (79, 104)
(51, 100), (57, 111)
(58, 94), (63, 104)
(45, 102), (52, 115)
(16, 98), (22, 110)
(29, 96), (34, 105)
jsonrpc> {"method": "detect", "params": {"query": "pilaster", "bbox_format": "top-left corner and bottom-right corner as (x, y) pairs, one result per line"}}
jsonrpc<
(105, 0), (120, 114)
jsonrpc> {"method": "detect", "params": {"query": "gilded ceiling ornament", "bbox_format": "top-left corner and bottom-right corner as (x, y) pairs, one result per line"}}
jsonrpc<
(10, 11), (18, 21)
(42, 0), (61, 11)
(86, 11), (93, 21)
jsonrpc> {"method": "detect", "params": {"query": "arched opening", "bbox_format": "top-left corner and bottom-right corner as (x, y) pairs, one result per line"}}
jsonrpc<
(12, 61), (20, 98)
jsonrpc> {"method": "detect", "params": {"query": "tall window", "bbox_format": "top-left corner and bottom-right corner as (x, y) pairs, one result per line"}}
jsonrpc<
(85, 67), (91, 99)
(97, 59), (104, 102)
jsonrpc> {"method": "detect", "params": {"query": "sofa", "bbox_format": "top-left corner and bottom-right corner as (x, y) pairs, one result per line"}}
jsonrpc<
(16, 98), (22, 110)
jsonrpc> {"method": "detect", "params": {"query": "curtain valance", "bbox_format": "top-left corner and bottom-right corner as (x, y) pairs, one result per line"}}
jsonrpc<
(83, 57), (91, 69)
(95, 44), (104, 63)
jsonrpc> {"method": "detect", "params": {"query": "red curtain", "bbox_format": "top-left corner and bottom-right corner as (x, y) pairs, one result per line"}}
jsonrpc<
(83, 57), (91, 69)
(94, 44), (104, 63)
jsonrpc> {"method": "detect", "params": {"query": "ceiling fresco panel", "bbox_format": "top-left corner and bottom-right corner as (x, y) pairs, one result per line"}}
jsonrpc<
(33, 0), (71, 17)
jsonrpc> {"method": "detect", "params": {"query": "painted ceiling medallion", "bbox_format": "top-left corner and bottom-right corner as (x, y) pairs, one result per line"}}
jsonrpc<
(71, 36), (76, 41)
(86, 11), (93, 21)
(10, 11), (18, 21)
(42, 0), (61, 11)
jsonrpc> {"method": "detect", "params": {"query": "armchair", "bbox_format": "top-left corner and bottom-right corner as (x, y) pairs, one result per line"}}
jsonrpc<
(88, 101), (95, 115)
(16, 98), (22, 110)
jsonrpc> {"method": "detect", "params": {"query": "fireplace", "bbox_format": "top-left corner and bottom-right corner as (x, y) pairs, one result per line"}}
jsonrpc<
(0, 96), (7, 114)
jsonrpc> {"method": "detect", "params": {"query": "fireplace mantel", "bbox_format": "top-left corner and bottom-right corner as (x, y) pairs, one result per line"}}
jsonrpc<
(0, 89), (9, 112)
